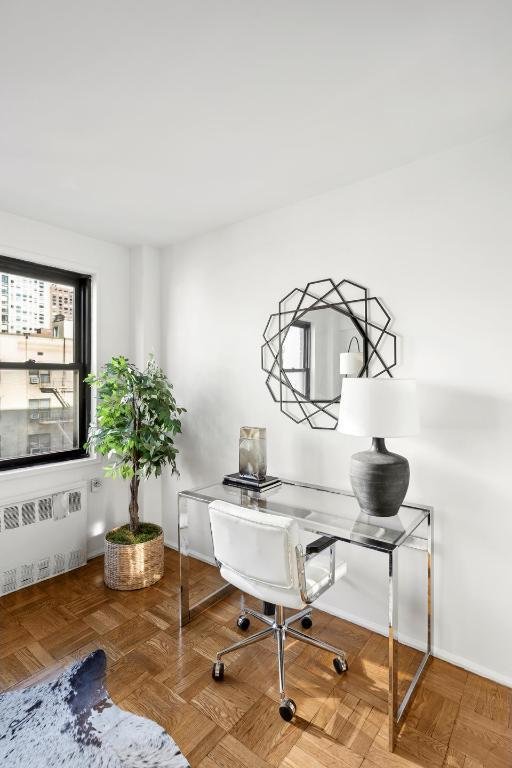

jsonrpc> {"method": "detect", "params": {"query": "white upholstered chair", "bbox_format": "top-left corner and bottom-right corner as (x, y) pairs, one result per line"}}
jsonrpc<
(208, 499), (349, 721)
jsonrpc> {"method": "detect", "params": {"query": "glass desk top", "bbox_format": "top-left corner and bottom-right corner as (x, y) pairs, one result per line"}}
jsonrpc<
(179, 478), (431, 552)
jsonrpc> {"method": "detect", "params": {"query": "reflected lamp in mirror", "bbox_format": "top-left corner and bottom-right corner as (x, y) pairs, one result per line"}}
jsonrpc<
(339, 336), (363, 377)
(337, 378), (419, 517)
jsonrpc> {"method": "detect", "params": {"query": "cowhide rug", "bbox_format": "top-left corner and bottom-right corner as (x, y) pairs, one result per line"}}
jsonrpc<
(0, 649), (189, 768)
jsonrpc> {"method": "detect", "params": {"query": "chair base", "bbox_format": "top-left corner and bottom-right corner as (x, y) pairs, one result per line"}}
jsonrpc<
(212, 604), (348, 721)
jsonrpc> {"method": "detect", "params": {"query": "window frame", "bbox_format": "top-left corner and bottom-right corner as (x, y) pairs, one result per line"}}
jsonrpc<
(0, 255), (91, 470)
(282, 319), (311, 400)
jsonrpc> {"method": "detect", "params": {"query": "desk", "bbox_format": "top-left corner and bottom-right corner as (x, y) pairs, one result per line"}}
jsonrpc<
(178, 478), (432, 749)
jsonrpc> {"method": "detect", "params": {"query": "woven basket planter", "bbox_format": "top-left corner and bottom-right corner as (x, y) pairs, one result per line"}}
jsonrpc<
(104, 526), (164, 590)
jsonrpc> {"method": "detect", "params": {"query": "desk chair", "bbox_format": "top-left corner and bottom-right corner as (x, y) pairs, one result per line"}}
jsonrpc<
(208, 500), (349, 721)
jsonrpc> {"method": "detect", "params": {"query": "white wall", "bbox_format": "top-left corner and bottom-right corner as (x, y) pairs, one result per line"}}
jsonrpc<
(0, 210), (131, 556)
(129, 245), (162, 527)
(160, 131), (512, 686)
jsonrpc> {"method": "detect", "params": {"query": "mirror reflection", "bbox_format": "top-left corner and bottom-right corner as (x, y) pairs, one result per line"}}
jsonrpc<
(281, 307), (364, 401)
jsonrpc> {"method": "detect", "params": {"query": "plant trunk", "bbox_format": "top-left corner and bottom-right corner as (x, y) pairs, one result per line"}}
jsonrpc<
(130, 382), (141, 535)
(129, 475), (140, 534)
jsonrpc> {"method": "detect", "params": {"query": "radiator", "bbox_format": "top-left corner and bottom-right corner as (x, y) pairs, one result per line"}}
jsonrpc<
(0, 482), (87, 594)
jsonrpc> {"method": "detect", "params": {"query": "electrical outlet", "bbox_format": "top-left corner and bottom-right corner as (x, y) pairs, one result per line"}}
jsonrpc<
(90, 478), (103, 493)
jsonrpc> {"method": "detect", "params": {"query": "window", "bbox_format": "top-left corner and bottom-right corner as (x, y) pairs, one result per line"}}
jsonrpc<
(28, 370), (51, 385)
(27, 433), (51, 455)
(281, 320), (311, 399)
(0, 256), (91, 469)
(29, 398), (51, 421)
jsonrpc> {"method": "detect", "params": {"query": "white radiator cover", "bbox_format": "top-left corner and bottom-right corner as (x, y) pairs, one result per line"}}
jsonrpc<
(0, 482), (87, 594)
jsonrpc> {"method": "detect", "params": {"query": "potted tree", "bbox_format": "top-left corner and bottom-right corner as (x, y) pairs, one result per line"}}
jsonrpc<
(85, 355), (185, 590)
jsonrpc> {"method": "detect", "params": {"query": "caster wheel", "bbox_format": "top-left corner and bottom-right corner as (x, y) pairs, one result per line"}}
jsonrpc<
(237, 615), (250, 631)
(212, 661), (224, 681)
(333, 656), (348, 675)
(279, 698), (296, 722)
(301, 616), (313, 629)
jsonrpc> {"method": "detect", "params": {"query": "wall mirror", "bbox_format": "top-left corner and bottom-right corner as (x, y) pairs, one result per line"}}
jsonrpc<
(261, 278), (398, 429)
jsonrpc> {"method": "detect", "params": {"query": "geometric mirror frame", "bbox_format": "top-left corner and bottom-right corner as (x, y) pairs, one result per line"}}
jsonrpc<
(261, 278), (398, 429)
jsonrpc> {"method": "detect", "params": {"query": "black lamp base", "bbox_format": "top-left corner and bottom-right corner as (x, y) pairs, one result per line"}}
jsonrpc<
(350, 437), (410, 517)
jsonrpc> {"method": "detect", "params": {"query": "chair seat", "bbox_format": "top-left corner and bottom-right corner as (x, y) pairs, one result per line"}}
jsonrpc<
(220, 558), (347, 610)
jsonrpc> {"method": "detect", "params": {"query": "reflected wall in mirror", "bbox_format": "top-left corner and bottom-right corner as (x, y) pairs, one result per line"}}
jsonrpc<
(281, 309), (364, 402)
(261, 278), (398, 429)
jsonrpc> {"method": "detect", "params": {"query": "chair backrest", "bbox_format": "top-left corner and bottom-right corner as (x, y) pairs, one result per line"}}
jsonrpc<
(208, 500), (301, 590)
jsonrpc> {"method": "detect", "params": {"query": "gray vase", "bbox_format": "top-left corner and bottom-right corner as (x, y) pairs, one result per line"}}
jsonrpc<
(350, 437), (410, 517)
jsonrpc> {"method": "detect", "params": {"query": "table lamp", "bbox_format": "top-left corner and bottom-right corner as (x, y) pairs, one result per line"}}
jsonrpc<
(337, 378), (419, 517)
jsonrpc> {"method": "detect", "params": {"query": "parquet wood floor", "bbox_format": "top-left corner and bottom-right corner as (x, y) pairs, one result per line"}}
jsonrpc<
(1, 548), (510, 768)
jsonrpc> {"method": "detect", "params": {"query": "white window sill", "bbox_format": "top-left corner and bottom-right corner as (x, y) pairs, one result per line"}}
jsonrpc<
(0, 455), (102, 480)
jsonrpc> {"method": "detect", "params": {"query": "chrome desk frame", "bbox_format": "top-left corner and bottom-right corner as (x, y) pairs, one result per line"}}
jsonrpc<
(178, 479), (433, 750)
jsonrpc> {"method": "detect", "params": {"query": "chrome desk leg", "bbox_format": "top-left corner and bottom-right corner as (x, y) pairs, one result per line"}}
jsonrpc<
(178, 494), (235, 627)
(427, 510), (432, 659)
(178, 493), (191, 627)
(391, 513), (434, 747)
(388, 548), (399, 751)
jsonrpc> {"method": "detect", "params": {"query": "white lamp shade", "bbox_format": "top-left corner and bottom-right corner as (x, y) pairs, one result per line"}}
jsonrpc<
(337, 378), (419, 437)
(339, 352), (364, 375)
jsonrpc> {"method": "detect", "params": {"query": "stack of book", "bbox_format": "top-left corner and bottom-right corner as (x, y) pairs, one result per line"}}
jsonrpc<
(222, 472), (281, 492)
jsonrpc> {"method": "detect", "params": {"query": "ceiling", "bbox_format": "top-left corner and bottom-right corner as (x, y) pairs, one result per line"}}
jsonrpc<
(1, 1), (512, 247)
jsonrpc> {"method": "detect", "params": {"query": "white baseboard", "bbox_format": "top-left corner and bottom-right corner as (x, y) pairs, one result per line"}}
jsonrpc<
(314, 598), (389, 638)
(87, 547), (104, 560)
(314, 598), (512, 688)
(165, 539), (216, 566)
(141, 540), (512, 688)
(315, 598), (427, 653)
(430, 647), (512, 688)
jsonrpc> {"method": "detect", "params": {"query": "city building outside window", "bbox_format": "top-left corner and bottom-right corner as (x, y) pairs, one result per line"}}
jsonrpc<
(28, 398), (51, 421)
(27, 432), (51, 455)
(0, 255), (91, 469)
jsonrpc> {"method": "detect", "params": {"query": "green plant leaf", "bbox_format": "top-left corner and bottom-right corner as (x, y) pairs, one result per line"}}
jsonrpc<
(85, 355), (185, 528)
